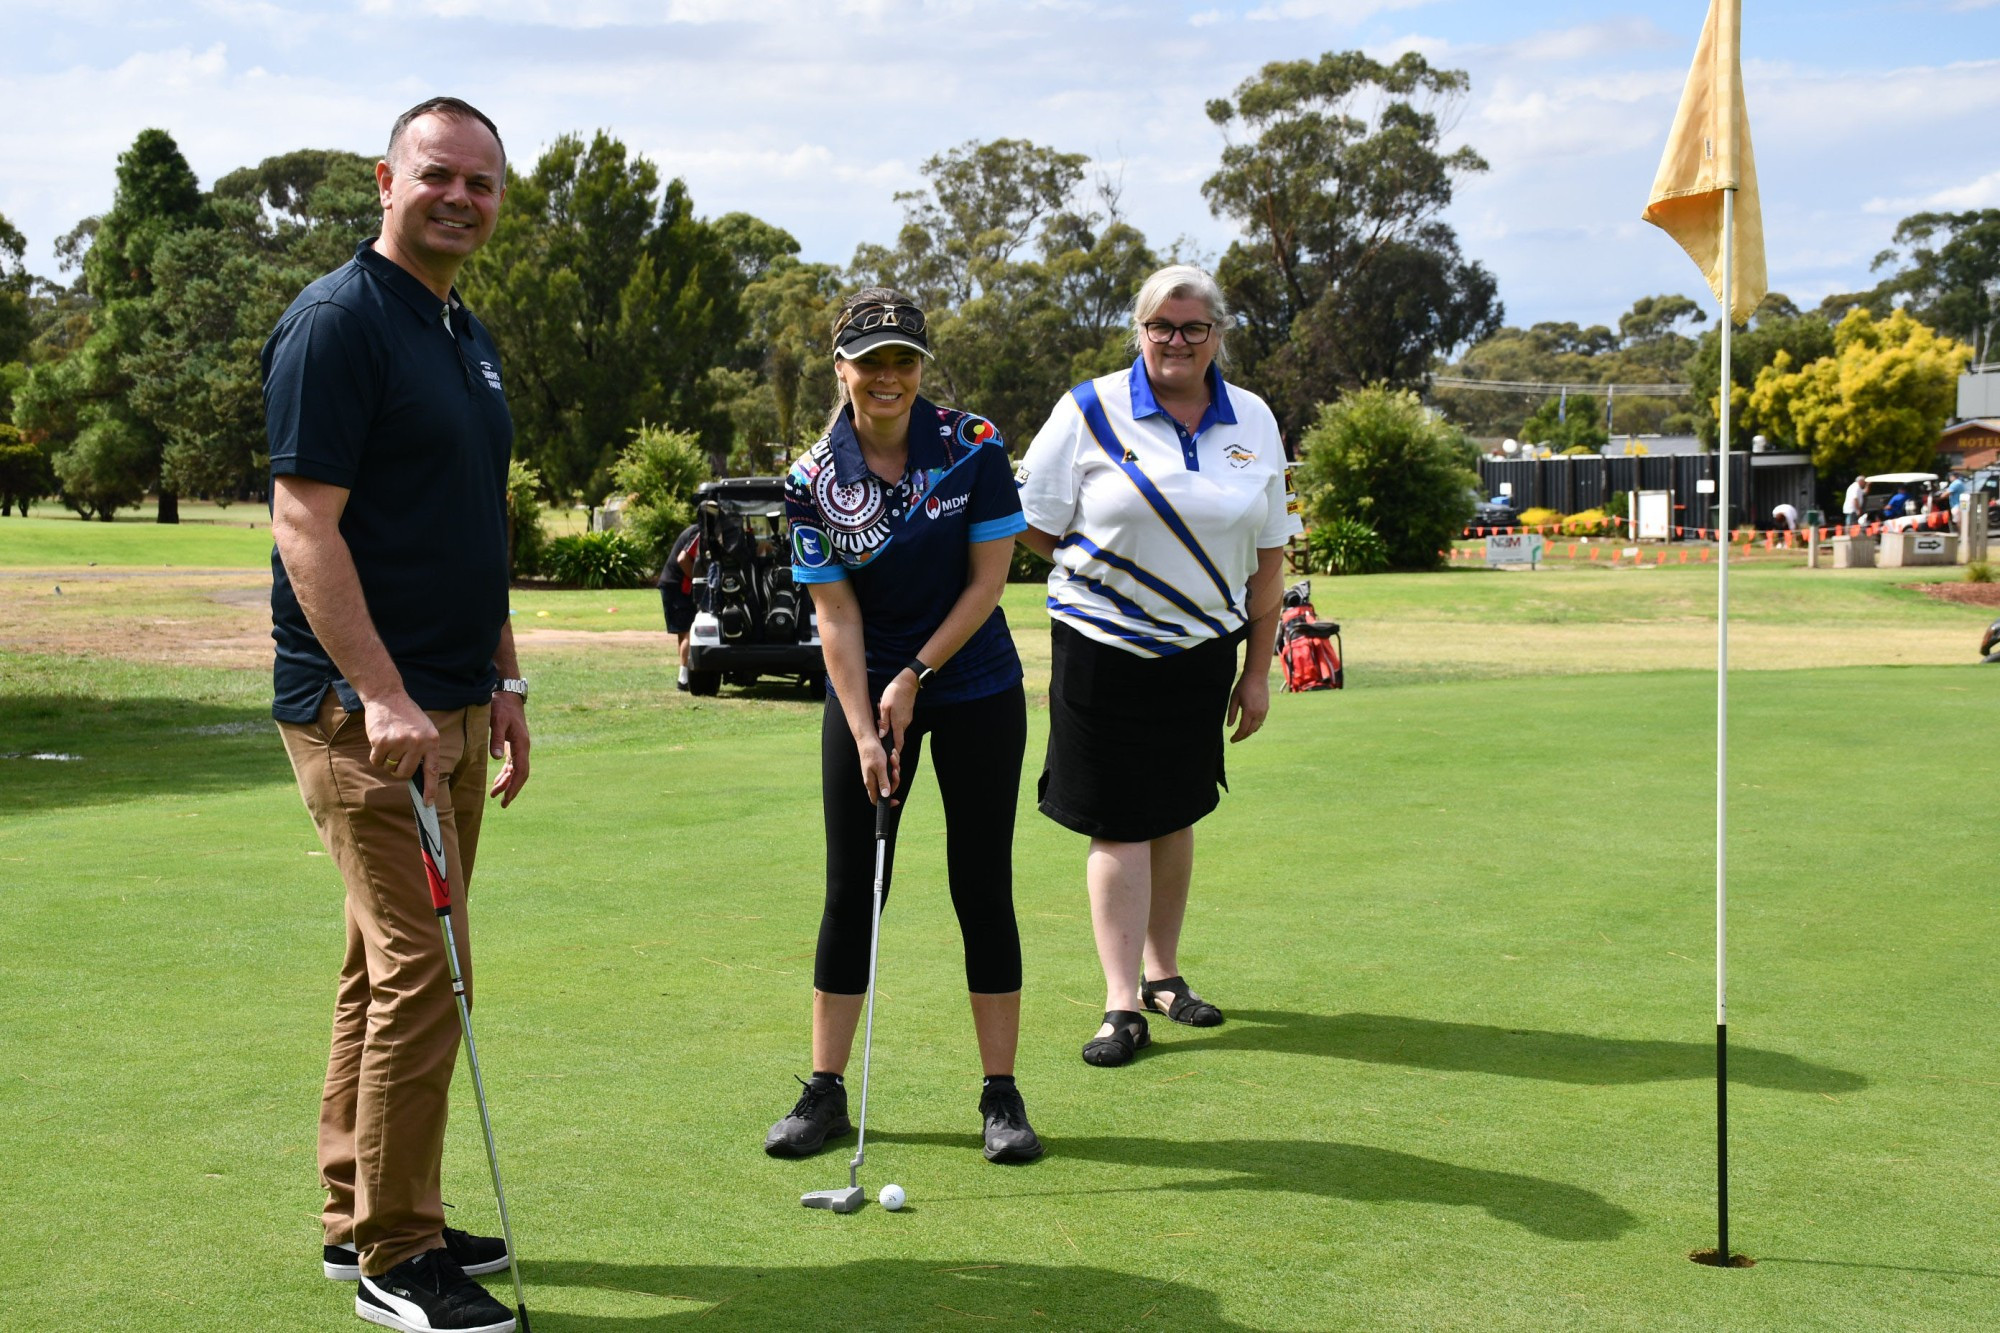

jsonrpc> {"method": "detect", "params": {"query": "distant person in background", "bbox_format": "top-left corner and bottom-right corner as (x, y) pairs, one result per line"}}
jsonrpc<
(1842, 474), (1866, 530)
(1945, 474), (1968, 513)
(657, 522), (701, 691)
(1771, 502), (1798, 531)
(1883, 488), (1911, 521)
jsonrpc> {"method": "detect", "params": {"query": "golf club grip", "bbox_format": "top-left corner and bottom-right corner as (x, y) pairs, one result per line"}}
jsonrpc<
(875, 793), (890, 839)
(407, 778), (452, 912)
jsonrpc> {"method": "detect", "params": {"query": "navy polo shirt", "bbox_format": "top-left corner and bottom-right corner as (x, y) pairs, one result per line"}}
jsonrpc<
(262, 240), (514, 723)
(783, 397), (1026, 705)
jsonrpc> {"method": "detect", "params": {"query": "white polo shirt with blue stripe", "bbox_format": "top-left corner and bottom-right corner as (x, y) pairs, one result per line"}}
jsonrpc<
(1015, 358), (1301, 657)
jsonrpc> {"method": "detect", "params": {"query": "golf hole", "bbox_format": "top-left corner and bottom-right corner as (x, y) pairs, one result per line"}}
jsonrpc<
(1687, 1249), (1756, 1268)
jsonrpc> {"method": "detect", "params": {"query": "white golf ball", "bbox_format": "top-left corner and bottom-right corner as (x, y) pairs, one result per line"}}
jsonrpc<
(878, 1183), (906, 1211)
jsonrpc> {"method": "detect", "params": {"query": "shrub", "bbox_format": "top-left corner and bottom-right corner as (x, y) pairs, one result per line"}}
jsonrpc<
(1968, 561), (1994, 584)
(1293, 385), (1477, 570)
(1517, 507), (1561, 529)
(0, 424), (52, 517)
(1304, 518), (1390, 575)
(507, 460), (548, 577)
(542, 531), (653, 589)
(610, 422), (712, 566)
(1559, 508), (1622, 537)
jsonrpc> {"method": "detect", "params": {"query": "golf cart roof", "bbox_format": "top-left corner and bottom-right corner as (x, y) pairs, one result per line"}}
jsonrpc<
(1864, 472), (1937, 485)
(696, 476), (786, 514)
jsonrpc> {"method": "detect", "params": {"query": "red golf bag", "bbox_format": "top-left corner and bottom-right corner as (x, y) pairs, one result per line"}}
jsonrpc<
(1277, 581), (1342, 692)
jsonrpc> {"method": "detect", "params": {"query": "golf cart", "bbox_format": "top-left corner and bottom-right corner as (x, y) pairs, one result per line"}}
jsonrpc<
(685, 477), (824, 697)
(1860, 472), (1938, 529)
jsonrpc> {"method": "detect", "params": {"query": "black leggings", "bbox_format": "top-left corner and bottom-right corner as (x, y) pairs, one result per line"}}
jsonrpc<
(815, 682), (1026, 995)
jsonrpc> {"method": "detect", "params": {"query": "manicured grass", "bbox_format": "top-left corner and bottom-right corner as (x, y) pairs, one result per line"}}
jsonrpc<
(2, 538), (1997, 1330)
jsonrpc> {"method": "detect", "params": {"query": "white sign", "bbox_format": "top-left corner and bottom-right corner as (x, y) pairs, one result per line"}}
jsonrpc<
(1636, 490), (1672, 540)
(1696, 479), (1716, 494)
(1485, 533), (1543, 568)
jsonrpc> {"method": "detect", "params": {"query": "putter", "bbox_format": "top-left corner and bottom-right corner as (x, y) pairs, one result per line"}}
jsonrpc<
(802, 795), (891, 1214)
(408, 777), (532, 1332)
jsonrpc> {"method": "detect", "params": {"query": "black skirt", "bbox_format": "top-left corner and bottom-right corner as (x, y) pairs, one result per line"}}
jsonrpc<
(1038, 617), (1247, 843)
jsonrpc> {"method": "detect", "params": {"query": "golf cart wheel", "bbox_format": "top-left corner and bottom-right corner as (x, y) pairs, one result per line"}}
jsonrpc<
(687, 670), (722, 697)
(805, 674), (827, 700)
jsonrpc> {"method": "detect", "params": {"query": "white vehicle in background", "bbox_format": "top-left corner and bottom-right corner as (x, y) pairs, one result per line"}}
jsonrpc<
(1861, 472), (1939, 531)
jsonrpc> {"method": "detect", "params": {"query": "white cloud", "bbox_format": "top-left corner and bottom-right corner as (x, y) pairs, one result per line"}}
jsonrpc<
(1864, 168), (2000, 214)
(1243, 0), (1437, 20)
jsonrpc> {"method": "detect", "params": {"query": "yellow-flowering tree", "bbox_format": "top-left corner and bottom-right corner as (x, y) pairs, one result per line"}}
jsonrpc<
(1743, 308), (1970, 477)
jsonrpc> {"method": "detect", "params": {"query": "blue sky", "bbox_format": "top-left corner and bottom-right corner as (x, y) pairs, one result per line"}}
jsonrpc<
(4, 0), (1997, 330)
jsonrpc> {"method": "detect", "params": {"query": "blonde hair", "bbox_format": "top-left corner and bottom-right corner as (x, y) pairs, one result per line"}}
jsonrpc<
(1129, 264), (1231, 368)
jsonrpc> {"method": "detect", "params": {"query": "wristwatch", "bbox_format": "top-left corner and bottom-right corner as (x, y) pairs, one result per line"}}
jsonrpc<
(905, 659), (936, 690)
(495, 677), (529, 701)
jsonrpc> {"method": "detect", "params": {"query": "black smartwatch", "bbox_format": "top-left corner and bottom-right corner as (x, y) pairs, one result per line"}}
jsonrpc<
(906, 658), (937, 690)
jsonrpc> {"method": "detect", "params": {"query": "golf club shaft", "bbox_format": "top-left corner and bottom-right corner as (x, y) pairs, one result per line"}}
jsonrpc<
(848, 796), (891, 1188)
(438, 911), (528, 1320)
(409, 778), (530, 1328)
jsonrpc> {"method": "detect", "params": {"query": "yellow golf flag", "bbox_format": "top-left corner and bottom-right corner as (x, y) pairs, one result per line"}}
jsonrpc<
(1643, 0), (1767, 323)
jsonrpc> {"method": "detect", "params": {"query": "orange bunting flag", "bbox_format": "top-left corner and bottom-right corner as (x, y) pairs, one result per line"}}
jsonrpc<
(1590, 546), (1600, 560)
(1641, 0), (1768, 322)
(1701, 548), (1712, 562)
(1567, 544), (1577, 558)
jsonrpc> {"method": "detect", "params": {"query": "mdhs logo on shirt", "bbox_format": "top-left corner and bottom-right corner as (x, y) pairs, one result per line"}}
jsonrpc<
(1224, 445), (1257, 469)
(479, 360), (504, 393)
(924, 493), (970, 520)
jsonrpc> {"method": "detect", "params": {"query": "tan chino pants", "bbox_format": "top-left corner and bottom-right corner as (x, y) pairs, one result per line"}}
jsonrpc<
(279, 690), (491, 1277)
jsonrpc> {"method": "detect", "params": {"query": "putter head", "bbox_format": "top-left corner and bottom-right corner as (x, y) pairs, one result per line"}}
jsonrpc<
(800, 1186), (865, 1213)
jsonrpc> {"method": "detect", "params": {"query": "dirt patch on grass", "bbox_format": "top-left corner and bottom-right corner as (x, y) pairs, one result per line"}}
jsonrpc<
(1912, 582), (2000, 608)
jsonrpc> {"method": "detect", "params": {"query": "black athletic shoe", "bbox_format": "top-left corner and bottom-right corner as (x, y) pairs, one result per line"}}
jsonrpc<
(355, 1248), (513, 1333)
(978, 1083), (1045, 1164)
(325, 1227), (510, 1281)
(763, 1075), (852, 1157)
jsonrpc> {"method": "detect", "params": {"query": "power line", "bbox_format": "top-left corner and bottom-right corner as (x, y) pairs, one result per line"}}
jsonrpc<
(1431, 376), (1694, 396)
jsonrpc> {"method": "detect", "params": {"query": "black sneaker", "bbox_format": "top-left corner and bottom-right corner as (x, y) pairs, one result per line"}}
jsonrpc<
(763, 1075), (851, 1157)
(356, 1248), (513, 1333)
(979, 1083), (1045, 1164)
(325, 1228), (510, 1281)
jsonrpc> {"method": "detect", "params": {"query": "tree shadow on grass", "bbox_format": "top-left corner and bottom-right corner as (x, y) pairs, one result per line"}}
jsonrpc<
(0, 694), (291, 813)
(519, 1256), (1275, 1331)
(874, 1132), (1635, 1243)
(1171, 1010), (1866, 1095)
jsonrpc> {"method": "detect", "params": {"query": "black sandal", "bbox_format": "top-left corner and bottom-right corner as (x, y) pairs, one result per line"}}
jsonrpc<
(1081, 1010), (1150, 1067)
(1141, 976), (1224, 1027)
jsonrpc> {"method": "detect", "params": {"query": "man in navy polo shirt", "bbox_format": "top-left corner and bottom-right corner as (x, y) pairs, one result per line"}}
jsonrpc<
(264, 96), (527, 1333)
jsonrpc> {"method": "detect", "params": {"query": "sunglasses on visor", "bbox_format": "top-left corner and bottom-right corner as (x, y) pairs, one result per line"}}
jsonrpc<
(836, 303), (928, 340)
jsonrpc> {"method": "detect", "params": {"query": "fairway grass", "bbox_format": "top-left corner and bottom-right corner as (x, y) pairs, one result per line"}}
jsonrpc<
(2, 540), (1997, 1331)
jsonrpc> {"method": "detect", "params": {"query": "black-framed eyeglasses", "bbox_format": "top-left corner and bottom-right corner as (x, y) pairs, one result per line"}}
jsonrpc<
(1141, 320), (1214, 345)
(837, 303), (927, 338)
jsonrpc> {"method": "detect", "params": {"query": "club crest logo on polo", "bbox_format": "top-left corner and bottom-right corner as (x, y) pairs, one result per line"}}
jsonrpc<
(792, 524), (832, 568)
(479, 360), (503, 393)
(1224, 445), (1256, 468)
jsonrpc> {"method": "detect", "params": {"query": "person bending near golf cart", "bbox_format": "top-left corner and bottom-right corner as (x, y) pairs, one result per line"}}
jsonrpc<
(766, 287), (1044, 1165)
(265, 97), (528, 1333)
(1015, 263), (1299, 1068)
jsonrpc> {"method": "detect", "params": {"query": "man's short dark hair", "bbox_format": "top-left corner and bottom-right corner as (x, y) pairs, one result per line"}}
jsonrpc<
(387, 97), (505, 169)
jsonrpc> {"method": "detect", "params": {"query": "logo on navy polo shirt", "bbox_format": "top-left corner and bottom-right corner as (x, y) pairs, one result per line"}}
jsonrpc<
(923, 492), (970, 521)
(479, 360), (503, 392)
(792, 524), (832, 568)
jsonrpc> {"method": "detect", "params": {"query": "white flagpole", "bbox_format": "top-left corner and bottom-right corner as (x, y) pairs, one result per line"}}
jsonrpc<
(1715, 184), (1734, 1264)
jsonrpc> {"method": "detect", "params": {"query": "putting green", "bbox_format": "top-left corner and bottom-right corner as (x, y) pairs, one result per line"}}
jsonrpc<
(1, 557), (1996, 1330)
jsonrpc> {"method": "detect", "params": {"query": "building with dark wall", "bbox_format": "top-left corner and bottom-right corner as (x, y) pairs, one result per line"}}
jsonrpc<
(1476, 451), (1818, 531)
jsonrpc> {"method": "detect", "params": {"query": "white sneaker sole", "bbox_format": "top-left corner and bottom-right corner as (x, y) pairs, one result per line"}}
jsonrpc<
(356, 1291), (515, 1333)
